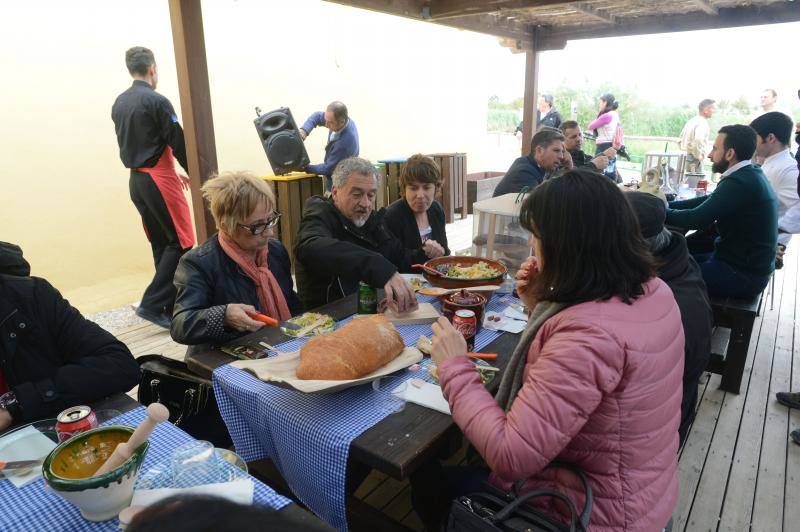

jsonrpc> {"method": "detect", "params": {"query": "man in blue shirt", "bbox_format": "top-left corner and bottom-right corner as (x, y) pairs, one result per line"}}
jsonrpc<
(299, 101), (359, 191)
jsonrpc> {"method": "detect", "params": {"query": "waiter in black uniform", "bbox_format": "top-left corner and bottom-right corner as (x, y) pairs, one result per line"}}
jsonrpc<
(112, 47), (195, 329)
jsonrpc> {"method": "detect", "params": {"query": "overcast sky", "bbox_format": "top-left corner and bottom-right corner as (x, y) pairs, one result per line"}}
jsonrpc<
(483, 21), (799, 112)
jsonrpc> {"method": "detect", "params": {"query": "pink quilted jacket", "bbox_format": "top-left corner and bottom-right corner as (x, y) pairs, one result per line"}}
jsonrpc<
(439, 278), (684, 531)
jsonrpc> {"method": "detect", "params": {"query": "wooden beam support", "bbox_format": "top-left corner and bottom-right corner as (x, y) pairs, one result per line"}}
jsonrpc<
(520, 33), (540, 157)
(324, 0), (427, 18)
(691, 0), (718, 16)
(324, 0), (580, 50)
(439, 13), (536, 45)
(571, 2), (615, 25)
(168, 0), (218, 243)
(426, 0), (572, 20)
(538, 2), (800, 49)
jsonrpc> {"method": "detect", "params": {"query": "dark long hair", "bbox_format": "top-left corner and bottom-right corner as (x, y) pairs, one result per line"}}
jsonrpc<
(519, 169), (655, 304)
(597, 92), (619, 117)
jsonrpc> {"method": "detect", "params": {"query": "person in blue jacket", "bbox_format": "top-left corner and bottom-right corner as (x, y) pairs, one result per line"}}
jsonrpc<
(299, 101), (359, 191)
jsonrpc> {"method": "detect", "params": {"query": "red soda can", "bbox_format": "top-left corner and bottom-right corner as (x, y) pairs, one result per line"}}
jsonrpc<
(696, 180), (709, 195)
(452, 309), (477, 351)
(55, 406), (98, 443)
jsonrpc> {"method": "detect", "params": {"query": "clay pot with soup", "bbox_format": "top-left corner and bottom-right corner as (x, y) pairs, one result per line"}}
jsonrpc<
(441, 289), (487, 325)
(42, 425), (149, 522)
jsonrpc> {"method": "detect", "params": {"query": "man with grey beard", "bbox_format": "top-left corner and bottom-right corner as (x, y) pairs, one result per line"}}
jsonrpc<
(294, 157), (421, 311)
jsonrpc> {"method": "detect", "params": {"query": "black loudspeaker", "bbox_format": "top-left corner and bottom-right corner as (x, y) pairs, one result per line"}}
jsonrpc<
(254, 107), (310, 175)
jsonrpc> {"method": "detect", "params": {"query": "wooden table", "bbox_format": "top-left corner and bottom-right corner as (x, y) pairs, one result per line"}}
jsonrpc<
(263, 173), (325, 271)
(377, 159), (407, 209)
(428, 153), (467, 224)
(186, 294), (519, 480)
(471, 192), (528, 265)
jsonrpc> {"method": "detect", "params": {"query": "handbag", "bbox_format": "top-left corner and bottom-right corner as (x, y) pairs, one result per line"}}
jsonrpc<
(447, 462), (592, 532)
(137, 354), (232, 448)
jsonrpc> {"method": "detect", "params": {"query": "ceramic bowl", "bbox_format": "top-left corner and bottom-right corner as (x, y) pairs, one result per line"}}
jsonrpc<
(42, 425), (149, 522)
(440, 289), (487, 324)
(422, 256), (506, 289)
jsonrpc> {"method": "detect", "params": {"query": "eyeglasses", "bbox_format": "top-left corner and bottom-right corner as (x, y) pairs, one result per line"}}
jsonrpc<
(237, 213), (281, 235)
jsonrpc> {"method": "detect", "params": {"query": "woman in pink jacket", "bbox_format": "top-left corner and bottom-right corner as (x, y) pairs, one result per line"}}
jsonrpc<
(429, 169), (684, 531)
(588, 93), (622, 155)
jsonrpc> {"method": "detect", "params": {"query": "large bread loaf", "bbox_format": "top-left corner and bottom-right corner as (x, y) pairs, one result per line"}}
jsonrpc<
(296, 315), (405, 380)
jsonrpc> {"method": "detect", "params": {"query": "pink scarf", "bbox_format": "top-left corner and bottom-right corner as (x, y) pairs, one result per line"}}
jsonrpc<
(218, 234), (291, 321)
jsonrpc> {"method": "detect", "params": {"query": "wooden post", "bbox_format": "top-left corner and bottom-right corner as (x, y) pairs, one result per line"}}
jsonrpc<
(168, 0), (218, 243)
(520, 31), (540, 157)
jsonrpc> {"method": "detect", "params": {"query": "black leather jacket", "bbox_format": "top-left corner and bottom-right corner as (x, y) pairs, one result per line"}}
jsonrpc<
(170, 235), (303, 348)
(294, 196), (427, 310)
(0, 274), (139, 423)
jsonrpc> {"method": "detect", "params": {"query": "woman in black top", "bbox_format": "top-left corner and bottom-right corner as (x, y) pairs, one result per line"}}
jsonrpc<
(384, 154), (450, 259)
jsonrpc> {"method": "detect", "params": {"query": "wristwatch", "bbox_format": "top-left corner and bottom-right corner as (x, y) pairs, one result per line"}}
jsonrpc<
(0, 391), (22, 422)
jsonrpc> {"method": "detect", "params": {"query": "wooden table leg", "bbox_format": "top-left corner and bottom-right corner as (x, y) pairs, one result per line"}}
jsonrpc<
(485, 214), (497, 260)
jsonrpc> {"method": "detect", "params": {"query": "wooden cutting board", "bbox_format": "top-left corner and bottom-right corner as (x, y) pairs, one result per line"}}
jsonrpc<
(383, 303), (440, 325)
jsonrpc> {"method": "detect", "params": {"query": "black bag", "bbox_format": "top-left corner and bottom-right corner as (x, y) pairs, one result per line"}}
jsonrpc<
(137, 354), (232, 448)
(447, 462), (592, 532)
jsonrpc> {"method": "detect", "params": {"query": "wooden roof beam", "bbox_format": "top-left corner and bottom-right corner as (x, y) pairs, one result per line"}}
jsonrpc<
(325, 0), (427, 19)
(325, 0), (551, 49)
(440, 13), (537, 45)
(425, 0), (573, 20)
(537, 2), (800, 49)
(571, 2), (615, 24)
(691, 0), (718, 16)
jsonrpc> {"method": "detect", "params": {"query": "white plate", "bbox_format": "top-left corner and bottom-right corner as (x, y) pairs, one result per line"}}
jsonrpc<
(0, 419), (59, 487)
(230, 347), (423, 394)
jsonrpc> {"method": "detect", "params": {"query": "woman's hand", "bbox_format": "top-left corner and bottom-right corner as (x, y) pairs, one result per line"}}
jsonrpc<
(515, 257), (540, 310)
(223, 304), (266, 333)
(430, 317), (468, 366)
(423, 239), (445, 259)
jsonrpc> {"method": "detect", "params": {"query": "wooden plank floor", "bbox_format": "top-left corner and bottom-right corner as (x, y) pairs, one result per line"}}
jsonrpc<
(115, 224), (800, 531)
(677, 247), (799, 532)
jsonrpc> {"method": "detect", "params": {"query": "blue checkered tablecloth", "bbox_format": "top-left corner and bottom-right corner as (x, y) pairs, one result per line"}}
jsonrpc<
(0, 407), (291, 531)
(213, 294), (517, 531)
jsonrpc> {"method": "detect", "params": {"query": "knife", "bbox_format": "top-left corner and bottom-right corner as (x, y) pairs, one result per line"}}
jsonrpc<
(248, 312), (301, 331)
(0, 458), (43, 472)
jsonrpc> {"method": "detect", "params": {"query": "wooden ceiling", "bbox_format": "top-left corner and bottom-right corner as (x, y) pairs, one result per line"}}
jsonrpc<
(324, 0), (800, 50)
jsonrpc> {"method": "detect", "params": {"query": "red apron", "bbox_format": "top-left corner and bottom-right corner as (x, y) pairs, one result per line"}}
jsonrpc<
(136, 146), (195, 250)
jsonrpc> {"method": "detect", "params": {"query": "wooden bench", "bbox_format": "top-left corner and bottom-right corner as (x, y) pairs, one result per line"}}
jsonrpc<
(706, 292), (763, 394)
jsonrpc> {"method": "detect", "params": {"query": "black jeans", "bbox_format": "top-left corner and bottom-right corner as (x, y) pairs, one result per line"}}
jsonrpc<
(129, 170), (189, 315)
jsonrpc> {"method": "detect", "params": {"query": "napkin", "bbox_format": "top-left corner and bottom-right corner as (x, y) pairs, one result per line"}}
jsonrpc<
(392, 379), (451, 415)
(131, 478), (254, 507)
(503, 305), (528, 322)
(483, 311), (527, 334)
(0, 426), (57, 488)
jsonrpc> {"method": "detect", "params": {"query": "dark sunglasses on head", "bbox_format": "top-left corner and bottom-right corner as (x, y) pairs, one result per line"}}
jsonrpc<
(237, 213), (281, 235)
